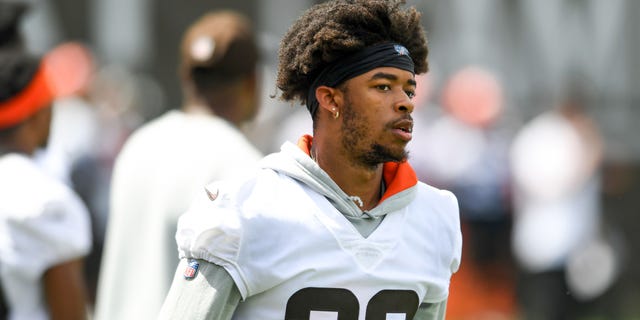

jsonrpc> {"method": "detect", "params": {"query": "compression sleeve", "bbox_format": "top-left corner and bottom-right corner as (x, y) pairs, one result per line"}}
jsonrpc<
(157, 259), (240, 320)
(414, 300), (448, 320)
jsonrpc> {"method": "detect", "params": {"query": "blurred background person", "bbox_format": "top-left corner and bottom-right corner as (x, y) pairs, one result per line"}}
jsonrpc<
(29, 41), (107, 305)
(78, 61), (163, 307)
(32, 41), (98, 186)
(0, 2), (92, 319)
(510, 78), (615, 319)
(409, 65), (517, 319)
(94, 10), (263, 320)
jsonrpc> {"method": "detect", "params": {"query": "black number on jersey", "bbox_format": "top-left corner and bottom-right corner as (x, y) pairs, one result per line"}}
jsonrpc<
(285, 287), (419, 320)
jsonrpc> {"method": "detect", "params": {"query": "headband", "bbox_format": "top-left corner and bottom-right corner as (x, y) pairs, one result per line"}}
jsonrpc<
(306, 42), (415, 116)
(0, 63), (54, 129)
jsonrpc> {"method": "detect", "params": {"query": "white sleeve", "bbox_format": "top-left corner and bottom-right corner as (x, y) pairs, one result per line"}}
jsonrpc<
(158, 259), (240, 320)
(1, 188), (92, 279)
(175, 181), (251, 296)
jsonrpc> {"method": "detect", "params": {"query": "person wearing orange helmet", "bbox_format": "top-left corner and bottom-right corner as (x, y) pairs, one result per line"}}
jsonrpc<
(0, 3), (92, 320)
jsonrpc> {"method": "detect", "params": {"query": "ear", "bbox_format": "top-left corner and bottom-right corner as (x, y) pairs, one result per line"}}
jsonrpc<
(315, 85), (342, 114)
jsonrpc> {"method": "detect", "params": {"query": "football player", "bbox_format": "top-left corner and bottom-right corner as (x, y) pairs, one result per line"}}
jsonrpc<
(159, 1), (462, 319)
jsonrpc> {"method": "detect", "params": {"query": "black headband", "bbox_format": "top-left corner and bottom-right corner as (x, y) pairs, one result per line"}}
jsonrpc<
(306, 42), (415, 116)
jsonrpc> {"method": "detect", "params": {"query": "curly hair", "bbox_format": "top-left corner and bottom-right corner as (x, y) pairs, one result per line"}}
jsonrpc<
(0, 1), (40, 135)
(0, 51), (39, 103)
(0, 1), (38, 103)
(276, 0), (428, 106)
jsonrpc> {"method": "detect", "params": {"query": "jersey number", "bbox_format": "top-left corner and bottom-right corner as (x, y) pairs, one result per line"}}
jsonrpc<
(285, 287), (419, 320)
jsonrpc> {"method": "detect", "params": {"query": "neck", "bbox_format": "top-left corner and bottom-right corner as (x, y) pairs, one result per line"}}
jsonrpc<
(184, 88), (247, 127)
(0, 142), (32, 156)
(311, 139), (384, 211)
(0, 128), (36, 156)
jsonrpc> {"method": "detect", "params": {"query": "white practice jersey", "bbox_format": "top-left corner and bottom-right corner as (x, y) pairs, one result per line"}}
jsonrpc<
(177, 139), (462, 319)
(0, 153), (92, 320)
(95, 110), (262, 320)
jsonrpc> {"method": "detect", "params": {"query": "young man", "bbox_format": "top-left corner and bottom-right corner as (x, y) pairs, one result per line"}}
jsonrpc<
(0, 3), (92, 319)
(159, 1), (462, 319)
(94, 10), (263, 320)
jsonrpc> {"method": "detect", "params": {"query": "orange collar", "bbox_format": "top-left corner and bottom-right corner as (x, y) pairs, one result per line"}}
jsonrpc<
(297, 134), (417, 202)
(0, 64), (53, 129)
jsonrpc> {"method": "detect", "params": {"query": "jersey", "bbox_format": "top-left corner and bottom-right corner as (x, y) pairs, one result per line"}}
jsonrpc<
(176, 139), (462, 319)
(95, 110), (262, 320)
(0, 153), (92, 320)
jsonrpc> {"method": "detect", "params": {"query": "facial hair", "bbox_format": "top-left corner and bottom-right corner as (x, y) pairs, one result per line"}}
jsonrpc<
(340, 95), (408, 168)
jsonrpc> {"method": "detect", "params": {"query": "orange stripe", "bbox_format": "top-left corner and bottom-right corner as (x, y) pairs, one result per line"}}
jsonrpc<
(296, 135), (417, 201)
(380, 161), (417, 202)
(297, 134), (314, 155)
(0, 64), (53, 129)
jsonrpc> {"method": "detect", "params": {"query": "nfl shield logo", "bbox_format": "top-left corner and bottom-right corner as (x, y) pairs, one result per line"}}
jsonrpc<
(394, 44), (410, 56)
(183, 260), (200, 280)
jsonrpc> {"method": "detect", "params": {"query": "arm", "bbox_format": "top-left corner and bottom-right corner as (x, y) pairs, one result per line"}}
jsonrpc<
(413, 300), (448, 320)
(42, 258), (88, 320)
(158, 259), (241, 320)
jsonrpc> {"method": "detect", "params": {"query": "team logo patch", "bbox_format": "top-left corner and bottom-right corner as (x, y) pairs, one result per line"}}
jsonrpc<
(205, 186), (219, 201)
(183, 260), (200, 280)
(394, 44), (410, 56)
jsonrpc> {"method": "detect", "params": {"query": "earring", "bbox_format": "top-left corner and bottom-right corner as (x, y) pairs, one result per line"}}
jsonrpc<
(332, 108), (339, 119)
